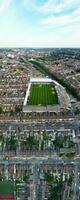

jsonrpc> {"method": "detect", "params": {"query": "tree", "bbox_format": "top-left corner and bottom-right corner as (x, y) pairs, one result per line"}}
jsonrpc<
(0, 107), (3, 114)
(10, 110), (14, 116)
(15, 106), (21, 113)
(53, 135), (64, 150)
(6, 135), (17, 150)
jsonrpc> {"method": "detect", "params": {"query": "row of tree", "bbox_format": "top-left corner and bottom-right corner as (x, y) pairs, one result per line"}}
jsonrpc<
(30, 60), (80, 100)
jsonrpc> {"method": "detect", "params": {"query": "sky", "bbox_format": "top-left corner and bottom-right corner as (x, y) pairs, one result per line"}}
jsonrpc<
(0, 0), (80, 48)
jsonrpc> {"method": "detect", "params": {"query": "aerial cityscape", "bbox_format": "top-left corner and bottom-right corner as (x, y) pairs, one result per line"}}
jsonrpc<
(0, 0), (80, 200)
(0, 48), (80, 200)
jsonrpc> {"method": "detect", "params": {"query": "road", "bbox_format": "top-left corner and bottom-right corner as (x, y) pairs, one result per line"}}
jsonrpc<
(0, 156), (80, 165)
(0, 120), (79, 132)
(0, 155), (80, 199)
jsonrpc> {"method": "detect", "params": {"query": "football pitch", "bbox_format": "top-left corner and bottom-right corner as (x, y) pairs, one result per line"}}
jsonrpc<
(28, 84), (58, 105)
(0, 181), (14, 194)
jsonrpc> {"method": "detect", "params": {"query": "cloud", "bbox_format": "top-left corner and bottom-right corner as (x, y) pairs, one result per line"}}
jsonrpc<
(41, 7), (80, 26)
(0, 0), (12, 13)
(0, 0), (80, 48)
(38, 0), (61, 14)
(22, 0), (80, 29)
(22, 0), (80, 14)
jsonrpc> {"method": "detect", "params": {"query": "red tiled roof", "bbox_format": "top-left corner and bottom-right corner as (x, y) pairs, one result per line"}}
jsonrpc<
(0, 194), (15, 199)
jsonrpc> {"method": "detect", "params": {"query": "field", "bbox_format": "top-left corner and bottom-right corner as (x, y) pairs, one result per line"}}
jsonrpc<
(0, 181), (14, 194)
(28, 84), (58, 105)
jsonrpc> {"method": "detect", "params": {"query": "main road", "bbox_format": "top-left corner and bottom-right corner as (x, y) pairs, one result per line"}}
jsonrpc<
(0, 156), (80, 166)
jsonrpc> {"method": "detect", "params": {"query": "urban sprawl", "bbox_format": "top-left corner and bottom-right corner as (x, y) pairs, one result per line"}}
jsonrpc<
(0, 48), (80, 200)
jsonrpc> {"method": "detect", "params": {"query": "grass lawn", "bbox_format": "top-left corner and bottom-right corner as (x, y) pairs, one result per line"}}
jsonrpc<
(0, 181), (14, 194)
(28, 84), (58, 105)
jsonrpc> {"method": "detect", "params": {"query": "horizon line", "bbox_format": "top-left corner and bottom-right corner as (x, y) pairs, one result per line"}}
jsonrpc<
(0, 47), (80, 49)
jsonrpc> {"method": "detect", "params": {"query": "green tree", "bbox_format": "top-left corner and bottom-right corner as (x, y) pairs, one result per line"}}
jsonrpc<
(15, 106), (21, 113)
(0, 107), (3, 114)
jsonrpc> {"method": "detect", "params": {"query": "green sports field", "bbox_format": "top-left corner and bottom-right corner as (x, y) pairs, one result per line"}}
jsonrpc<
(28, 84), (58, 105)
(0, 181), (14, 194)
